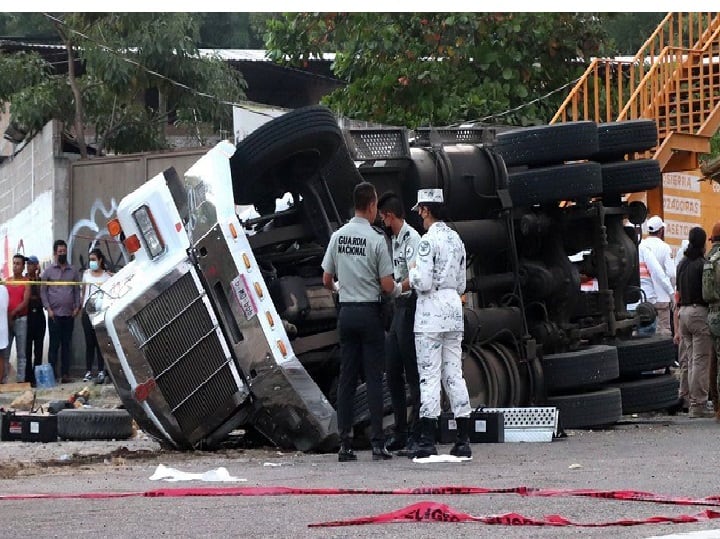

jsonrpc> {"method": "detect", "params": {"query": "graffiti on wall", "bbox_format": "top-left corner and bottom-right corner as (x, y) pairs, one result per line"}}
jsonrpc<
(68, 197), (125, 272)
(0, 191), (54, 278)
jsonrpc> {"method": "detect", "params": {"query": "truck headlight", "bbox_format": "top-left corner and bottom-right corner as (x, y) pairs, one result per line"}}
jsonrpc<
(133, 205), (165, 259)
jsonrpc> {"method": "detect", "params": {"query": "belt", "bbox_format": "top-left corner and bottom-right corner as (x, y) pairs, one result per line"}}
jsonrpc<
(339, 302), (381, 307)
(680, 303), (708, 308)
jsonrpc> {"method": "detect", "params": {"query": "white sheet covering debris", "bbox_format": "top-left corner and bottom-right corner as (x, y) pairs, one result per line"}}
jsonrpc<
(149, 463), (246, 482)
(412, 454), (472, 463)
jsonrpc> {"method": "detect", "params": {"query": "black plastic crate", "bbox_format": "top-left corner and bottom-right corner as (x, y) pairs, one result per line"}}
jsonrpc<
(1, 411), (58, 443)
(438, 410), (504, 443)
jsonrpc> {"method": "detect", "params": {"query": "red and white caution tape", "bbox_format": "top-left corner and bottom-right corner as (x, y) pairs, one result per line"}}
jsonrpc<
(309, 500), (720, 528)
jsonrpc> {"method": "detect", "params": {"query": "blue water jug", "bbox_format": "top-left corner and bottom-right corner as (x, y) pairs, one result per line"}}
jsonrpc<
(34, 364), (56, 389)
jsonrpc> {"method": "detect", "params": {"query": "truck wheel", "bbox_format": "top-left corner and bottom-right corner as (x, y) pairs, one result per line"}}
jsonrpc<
(508, 162), (603, 206)
(610, 374), (680, 414)
(320, 144), (363, 221)
(615, 335), (676, 377)
(546, 387), (622, 429)
(230, 105), (345, 207)
(57, 409), (134, 441)
(352, 377), (394, 427)
(600, 160), (661, 196)
(594, 120), (657, 162)
(495, 122), (598, 167)
(542, 345), (619, 392)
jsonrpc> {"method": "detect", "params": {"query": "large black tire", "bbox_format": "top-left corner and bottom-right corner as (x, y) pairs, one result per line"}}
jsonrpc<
(546, 387), (622, 429)
(352, 377), (394, 426)
(495, 122), (598, 167)
(230, 105), (345, 207)
(600, 160), (662, 196)
(610, 374), (680, 414)
(615, 335), (676, 377)
(542, 345), (619, 392)
(57, 409), (134, 441)
(508, 162), (603, 206)
(320, 144), (363, 221)
(594, 120), (658, 162)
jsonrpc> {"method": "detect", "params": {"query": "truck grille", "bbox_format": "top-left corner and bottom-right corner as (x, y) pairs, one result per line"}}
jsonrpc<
(128, 272), (238, 435)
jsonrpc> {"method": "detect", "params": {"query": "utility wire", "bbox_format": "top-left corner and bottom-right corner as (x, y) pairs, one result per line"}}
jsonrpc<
(451, 76), (583, 126)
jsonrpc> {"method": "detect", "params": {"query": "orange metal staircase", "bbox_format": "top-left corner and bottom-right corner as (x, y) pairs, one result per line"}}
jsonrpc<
(551, 12), (720, 174)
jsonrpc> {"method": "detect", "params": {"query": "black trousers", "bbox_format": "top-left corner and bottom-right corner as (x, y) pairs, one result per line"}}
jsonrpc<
(48, 315), (74, 378)
(385, 297), (420, 438)
(336, 303), (386, 446)
(82, 311), (105, 372)
(25, 308), (46, 384)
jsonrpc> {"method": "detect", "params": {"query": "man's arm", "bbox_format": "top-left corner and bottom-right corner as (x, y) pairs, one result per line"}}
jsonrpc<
(72, 269), (82, 316)
(39, 269), (53, 318)
(322, 272), (336, 292)
(380, 274), (395, 295)
(646, 246), (674, 298)
(665, 246), (677, 287)
(409, 239), (434, 292)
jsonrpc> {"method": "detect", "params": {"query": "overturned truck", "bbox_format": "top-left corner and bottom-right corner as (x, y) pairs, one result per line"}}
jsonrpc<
(89, 106), (678, 451)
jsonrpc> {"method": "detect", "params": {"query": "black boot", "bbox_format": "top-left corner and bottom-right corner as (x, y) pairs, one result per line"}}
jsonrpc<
(450, 416), (472, 458)
(372, 444), (393, 460)
(338, 441), (357, 462)
(396, 430), (418, 457)
(409, 417), (438, 459)
(384, 432), (407, 452)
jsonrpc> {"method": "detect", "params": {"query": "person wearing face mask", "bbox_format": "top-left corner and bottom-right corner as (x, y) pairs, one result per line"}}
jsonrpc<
(81, 248), (113, 384)
(40, 239), (81, 383)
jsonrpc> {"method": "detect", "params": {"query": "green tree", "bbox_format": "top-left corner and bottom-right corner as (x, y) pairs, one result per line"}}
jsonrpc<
(603, 13), (666, 55)
(0, 12), (246, 157)
(197, 13), (269, 48)
(265, 12), (611, 128)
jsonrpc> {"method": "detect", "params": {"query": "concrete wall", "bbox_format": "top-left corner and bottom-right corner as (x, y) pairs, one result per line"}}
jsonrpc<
(0, 121), (70, 276)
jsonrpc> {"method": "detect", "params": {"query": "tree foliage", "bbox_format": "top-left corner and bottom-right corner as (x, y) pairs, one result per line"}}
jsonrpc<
(0, 13), (246, 156)
(265, 12), (611, 128)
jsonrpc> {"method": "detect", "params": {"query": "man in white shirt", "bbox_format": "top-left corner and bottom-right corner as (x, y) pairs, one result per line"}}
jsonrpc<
(640, 216), (676, 337)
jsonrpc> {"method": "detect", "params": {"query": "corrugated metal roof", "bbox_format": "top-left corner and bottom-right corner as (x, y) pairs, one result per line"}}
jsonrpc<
(199, 49), (335, 62)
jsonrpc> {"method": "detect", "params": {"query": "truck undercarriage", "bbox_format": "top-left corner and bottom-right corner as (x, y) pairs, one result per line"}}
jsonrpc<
(92, 106), (679, 451)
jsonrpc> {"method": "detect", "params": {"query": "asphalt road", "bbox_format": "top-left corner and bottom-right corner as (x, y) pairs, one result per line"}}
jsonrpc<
(0, 412), (718, 538)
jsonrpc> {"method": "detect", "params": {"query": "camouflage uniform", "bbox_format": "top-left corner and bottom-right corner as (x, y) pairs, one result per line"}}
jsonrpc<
(408, 221), (471, 420)
(705, 241), (720, 408)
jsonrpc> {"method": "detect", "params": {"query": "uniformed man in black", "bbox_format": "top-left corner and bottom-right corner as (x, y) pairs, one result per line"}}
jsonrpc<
(377, 191), (422, 455)
(322, 182), (396, 462)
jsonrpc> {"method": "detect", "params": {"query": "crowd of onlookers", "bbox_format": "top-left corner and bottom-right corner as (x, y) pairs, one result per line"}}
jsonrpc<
(637, 216), (720, 419)
(0, 239), (112, 387)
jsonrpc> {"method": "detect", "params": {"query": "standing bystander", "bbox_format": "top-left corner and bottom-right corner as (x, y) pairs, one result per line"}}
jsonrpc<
(377, 191), (422, 456)
(641, 216), (677, 336)
(81, 248), (112, 383)
(676, 227), (713, 418)
(40, 240), (81, 383)
(408, 189), (473, 459)
(703, 222), (720, 420)
(0, 284), (8, 383)
(321, 182), (396, 462)
(4, 255), (29, 383)
(24, 255), (46, 386)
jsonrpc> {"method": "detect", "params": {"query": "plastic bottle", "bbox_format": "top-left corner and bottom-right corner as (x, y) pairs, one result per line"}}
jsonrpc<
(34, 364), (56, 389)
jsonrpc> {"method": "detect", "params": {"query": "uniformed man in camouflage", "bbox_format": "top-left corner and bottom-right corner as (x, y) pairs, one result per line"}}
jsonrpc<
(408, 188), (472, 459)
(322, 182), (396, 462)
(705, 221), (720, 421)
(377, 191), (422, 456)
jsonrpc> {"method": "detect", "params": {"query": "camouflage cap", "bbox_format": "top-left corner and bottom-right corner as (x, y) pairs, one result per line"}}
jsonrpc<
(411, 188), (444, 211)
